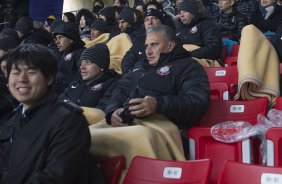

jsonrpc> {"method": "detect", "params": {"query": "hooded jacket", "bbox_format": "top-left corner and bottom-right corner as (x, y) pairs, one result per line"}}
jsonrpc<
(106, 46), (210, 129)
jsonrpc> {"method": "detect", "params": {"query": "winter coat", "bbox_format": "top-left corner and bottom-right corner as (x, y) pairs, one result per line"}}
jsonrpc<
(59, 69), (121, 111)
(176, 13), (222, 60)
(271, 24), (282, 61)
(106, 45), (210, 129)
(0, 91), (103, 184)
(214, 9), (248, 41)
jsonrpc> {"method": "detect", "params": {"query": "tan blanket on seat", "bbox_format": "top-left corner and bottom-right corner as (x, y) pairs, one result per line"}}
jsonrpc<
(234, 25), (280, 105)
(107, 33), (133, 74)
(83, 33), (110, 48)
(89, 114), (185, 183)
(81, 107), (105, 125)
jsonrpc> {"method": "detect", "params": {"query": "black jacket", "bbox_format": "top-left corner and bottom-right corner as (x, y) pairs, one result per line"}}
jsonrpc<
(250, 4), (282, 33)
(0, 91), (100, 184)
(55, 43), (85, 94)
(59, 69), (121, 111)
(214, 9), (248, 41)
(176, 13), (222, 61)
(271, 24), (282, 61)
(20, 28), (54, 46)
(106, 46), (210, 129)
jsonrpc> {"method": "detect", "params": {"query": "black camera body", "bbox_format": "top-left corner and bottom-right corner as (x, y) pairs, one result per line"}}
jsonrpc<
(120, 101), (135, 125)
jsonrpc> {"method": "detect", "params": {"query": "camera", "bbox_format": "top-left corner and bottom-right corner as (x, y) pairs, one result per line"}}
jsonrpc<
(120, 101), (135, 125)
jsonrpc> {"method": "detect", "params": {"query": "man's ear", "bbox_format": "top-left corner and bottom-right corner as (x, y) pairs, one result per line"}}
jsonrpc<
(168, 41), (176, 52)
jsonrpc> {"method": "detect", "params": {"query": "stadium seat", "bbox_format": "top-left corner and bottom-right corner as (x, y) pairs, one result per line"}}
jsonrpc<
(274, 96), (282, 110)
(224, 56), (237, 66)
(217, 160), (282, 184)
(123, 156), (211, 184)
(188, 127), (252, 184)
(94, 155), (126, 184)
(266, 127), (282, 167)
(204, 66), (238, 98)
(210, 83), (230, 100)
(199, 97), (268, 126)
(221, 45), (228, 61)
(229, 44), (240, 57)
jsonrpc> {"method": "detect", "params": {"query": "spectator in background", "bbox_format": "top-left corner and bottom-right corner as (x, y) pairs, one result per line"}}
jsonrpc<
(176, 0), (223, 66)
(0, 28), (19, 44)
(53, 22), (85, 94)
(250, 0), (282, 35)
(43, 15), (56, 33)
(63, 12), (76, 23)
(59, 43), (120, 111)
(93, 0), (105, 16)
(235, 0), (258, 22)
(99, 7), (117, 32)
(271, 24), (282, 61)
(15, 16), (53, 46)
(113, 0), (129, 7)
(76, 9), (97, 40)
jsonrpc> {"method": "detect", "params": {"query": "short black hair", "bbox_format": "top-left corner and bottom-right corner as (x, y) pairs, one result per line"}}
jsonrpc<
(6, 44), (58, 83)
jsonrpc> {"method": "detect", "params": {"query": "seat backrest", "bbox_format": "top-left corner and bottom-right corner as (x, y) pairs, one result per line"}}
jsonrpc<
(217, 160), (282, 184)
(266, 127), (282, 167)
(94, 155), (126, 184)
(199, 98), (268, 126)
(123, 156), (211, 184)
(210, 83), (230, 100)
(204, 66), (238, 98)
(274, 96), (282, 110)
(224, 56), (238, 66)
(188, 127), (252, 184)
(229, 44), (240, 57)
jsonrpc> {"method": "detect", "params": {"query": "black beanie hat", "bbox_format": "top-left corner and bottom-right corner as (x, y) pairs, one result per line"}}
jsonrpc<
(118, 8), (135, 25)
(15, 16), (34, 35)
(144, 8), (164, 23)
(90, 18), (108, 33)
(179, 0), (199, 16)
(0, 36), (18, 52)
(50, 19), (64, 33)
(80, 43), (110, 70)
(99, 7), (116, 22)
(53, 22), (80, 41)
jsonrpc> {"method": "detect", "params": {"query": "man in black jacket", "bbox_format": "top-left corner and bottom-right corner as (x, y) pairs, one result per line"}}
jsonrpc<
(0, 44), (104, 184)
(107, 24), (210, 130)
(59, 43), (120, 112)
(176, 0), (223, 66)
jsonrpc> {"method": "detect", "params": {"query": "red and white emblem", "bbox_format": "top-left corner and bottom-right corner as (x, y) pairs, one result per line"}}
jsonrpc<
(190, 26), (198, 34)
(91, 84), (102, 91)
(64, 53), (72, 61)
(157, 66), (170, 76)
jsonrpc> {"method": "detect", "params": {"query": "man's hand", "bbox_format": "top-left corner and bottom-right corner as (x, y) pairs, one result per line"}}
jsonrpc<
(128, 96), (157, 118)
(111, 108), (129, 127)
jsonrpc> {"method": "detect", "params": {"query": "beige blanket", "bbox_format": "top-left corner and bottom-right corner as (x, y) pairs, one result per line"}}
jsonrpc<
(81, 107), (105, 125)
(234, 25), (280, 105)
(89, 114), (185, 183)
(183, 44), (222, 67)
(107, 33), (133, 74)
(83, 33), (110, 48)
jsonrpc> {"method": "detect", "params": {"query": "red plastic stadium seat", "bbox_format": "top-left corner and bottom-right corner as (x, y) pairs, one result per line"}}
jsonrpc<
(224, 56), (237, 66)
(217, 160), (282, 184)
(123, 156), (211, 184)
(266, 127), (282, 167)
(94, 155), (126, 184)
(229, 44), (240, 57)
(274, 96), (282, 110)
(210, 83), (230, 100)
(204, 66), (238, 98)
(188, 127), (252, 184)
(199, 98), (268, 126)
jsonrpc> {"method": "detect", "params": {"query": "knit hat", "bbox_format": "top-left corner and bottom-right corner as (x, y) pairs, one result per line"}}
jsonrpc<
(90, 18), (108, 33)
(179, 0), (199, 16)
(15, 16), (34, 35)
(99, 7), (116, 22)
(0, 36), (18, 52)
(144, 8), (164, 23)
(50, 19), (64, 33)
(80, 43), (110, 70)
(1, 28), (19, 41)
(118, 8), (135, 25)
(53, 22), (81, 41)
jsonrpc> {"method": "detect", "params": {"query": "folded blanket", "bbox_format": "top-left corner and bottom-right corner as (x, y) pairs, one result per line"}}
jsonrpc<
(234, 25), (280, 105)
(107, 33), (133, 74)
(81, 107), (105, 125)
(89, 114), (185, 183)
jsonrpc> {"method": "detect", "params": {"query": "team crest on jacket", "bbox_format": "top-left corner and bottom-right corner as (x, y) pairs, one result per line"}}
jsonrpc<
(64, 53), (72, 61)
(190, 26), (198, 34)
(91, 84), (102, 91)
(157, 66), (170, 76)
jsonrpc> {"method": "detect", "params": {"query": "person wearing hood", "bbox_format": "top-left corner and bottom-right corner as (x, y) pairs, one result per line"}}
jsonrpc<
(176, 0), (223, 66)
(15, 16), (53, 46)
(53, 22), (85, 94)
(59, 43), (120, 112)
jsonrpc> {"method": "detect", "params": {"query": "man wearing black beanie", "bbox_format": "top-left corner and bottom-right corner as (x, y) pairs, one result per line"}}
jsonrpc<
(176, 0), (223, 67)
(59, 43), (120, 112)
